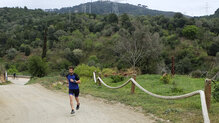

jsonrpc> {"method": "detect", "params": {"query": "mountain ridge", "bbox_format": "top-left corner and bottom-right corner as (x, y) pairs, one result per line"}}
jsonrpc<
(45, 1), (181, 17)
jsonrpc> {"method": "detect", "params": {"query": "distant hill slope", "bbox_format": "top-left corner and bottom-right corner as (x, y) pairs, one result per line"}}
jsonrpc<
(212, 8), (219, 17)
(199, 8), (219, 18)
(45, 1), (178, 17)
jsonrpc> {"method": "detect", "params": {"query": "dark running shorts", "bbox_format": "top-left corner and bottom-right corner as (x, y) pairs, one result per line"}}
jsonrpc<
(69, 89), (80, 97)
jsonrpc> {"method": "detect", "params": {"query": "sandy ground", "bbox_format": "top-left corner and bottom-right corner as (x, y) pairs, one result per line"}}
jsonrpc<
(0, 77), (155, 123)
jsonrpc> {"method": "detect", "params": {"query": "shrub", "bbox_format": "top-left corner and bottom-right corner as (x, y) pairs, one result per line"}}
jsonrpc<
(89, 55), (98, 63)
(60, 69), (68, 77)
(28, 55), (48, 77)
(110, 75), (124, 83)
(207, 36), (219, 56)
(88, 60), (96, 67)
(102, 68), (117, 77)
(207, 66), (219, 79)
(57, 59), (71, 70)
(191, 70), (202, 78)
(160, 73), (172, 84)
(73, 49), (84, 58)
(19, 44), (26, 52)
(7, 48), (17, 60)
(213, 84), (219, 102)
(24, 46), (31, 56)
(74, 64), (100, 77)
(7, 65), (18, 74)
(64, 48), (79, 66)
(17, 62), (28, 72)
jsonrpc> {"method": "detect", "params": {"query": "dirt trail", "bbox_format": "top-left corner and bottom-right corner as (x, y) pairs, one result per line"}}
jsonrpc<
(0, 77), (155, 123)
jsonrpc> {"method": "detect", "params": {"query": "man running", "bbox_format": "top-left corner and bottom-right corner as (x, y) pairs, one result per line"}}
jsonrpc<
(66, 66), (81, 114)
(13, 73), (16, 79)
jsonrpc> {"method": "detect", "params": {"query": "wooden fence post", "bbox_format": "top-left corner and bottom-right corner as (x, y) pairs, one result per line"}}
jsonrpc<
(98, 72), (102, 86)
(205, 79), (211, 111)
(131, 74), (136, 94)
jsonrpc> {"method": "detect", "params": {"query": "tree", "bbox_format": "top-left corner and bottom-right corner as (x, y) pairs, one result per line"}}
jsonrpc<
(107, 14), (118, 24)
(64, 48), (79, 66)
(7, 48), (17, 60)
(173, 13), (186, 28)
(174, 13), (184, 19)
(42, 27), (47, 59)
(208, 36), (219, 56)
(114, 25), (161, 73)
(182, 25), (199, 40)
(28, 55), (48, 77)
(120, 14), (133, 31)
(25, 46), (31, 56)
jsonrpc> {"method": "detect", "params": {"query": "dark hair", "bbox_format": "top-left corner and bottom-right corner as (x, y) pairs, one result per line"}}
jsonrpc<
(68, 66), (74, 70)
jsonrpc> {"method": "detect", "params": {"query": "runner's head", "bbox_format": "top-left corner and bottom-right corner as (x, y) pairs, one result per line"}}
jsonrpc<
(68, 66), (74, 75)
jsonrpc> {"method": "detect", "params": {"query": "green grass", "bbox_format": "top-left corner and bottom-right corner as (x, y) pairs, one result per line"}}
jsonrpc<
(27, 74), (219, 123)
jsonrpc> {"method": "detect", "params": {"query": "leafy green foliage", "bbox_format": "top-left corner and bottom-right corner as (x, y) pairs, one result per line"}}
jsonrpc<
(160, 74), (172, 84)
(6, 48), (17, 60)
(190, 70), (203, 78)
(74, 64), (100, 77)
(0, 7), (219, 76)
(7, 65), (18, 74)
(182, 25), (199, 40)
(102, 68), (117, 76)
(207, 36), (219, 56)
(110, 75), (124, 83)
(28, 55), (48, 77)
(213, 83), (219, 102)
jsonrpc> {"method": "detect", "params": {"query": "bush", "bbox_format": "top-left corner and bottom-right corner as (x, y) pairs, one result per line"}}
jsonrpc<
(24, 46), (31, 56)
(19, 44), (26, 52)
(60, 69), (68, 77)
(207, 37), (219, 56)
(160, 73), (172, 84)
(7, 65), (18, 74)
(17, 62), (28, 72)
(207, 66), (219, 79)
(64, 48), (79, 66)
(74, 64), (100, 77)
(102, 68), (117, 77)
(213, 84), (219, 102)
(89, 55), (98, 63)
(28, 55), (48, 77)
(110, 75), (124, 83)
(7, 48), (17, 60)
(73, 49), (84, 58)
(191, 70), (202, 78)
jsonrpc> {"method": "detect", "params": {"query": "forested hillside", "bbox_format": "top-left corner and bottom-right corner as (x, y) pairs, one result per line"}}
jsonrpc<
(47, 1), (177, 17)
(0, 7), (219, 77)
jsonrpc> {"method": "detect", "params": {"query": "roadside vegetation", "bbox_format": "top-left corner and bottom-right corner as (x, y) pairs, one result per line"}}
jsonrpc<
(27, 67), (219, 123)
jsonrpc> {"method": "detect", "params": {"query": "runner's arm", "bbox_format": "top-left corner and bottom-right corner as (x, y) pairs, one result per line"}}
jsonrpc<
(66, 79), (69, 86)
(76, 80), (81, 84)
(75, 74), (81, 84)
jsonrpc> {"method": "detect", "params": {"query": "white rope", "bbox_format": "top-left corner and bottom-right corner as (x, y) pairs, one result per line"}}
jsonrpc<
(93, 72), (210, 123)
(98, 77), (131, 89)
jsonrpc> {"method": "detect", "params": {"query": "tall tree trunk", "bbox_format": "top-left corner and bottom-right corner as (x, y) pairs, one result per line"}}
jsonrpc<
(42, 27), (47, 59)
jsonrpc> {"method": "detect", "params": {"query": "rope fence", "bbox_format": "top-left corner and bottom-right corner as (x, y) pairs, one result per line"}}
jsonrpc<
(93, 72), (210, 123)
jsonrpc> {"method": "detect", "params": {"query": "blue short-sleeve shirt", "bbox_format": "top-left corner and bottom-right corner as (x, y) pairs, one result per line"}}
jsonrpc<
(66, 73), (80, 89)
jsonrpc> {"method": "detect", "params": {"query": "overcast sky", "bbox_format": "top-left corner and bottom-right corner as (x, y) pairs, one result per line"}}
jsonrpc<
(0, 0), (218, 16)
